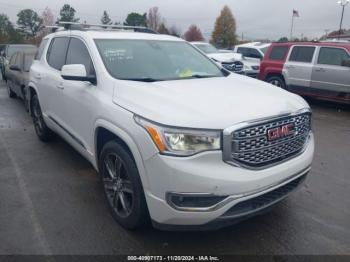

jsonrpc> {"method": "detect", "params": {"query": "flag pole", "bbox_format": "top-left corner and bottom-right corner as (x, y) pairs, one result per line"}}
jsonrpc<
(290, 12), (294, 40)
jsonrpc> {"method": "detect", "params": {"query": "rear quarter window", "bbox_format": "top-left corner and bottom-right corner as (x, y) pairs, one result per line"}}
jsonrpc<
(269, 46), (289, 60)
(35, 39), (48, 61)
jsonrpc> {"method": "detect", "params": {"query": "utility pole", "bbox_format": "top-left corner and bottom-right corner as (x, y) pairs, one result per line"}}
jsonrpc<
(338, 0), (350, 38)
(290, 16), (294, 40)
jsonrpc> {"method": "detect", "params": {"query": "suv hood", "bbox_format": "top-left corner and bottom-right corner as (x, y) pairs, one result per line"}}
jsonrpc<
(207, 52), (242, 63)
(113, 74), (309, 129)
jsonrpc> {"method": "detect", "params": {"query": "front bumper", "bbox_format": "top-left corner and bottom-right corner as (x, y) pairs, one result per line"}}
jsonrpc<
(143, 133), (314, 228)
(153, 172), (307, 231)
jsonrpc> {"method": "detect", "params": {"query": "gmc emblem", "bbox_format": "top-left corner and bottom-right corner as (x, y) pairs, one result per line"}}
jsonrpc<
(267, 123), (295, 141)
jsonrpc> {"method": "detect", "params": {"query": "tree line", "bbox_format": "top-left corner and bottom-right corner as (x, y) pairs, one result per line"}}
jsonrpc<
(0, 4), (237, 48)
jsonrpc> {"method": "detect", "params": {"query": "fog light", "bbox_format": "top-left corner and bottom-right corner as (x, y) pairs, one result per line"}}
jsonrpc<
(166, 193), (228, 211)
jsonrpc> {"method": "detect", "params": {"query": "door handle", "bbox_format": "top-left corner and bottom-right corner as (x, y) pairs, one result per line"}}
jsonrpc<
(315, 68), (326, 72)
(286, 65), (295, 69)
(56, 83), (64, 90)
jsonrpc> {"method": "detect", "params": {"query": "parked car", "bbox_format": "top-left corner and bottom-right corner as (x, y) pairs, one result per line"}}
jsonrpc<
(258, 42), (350, 104)
(192, 42), (260, 77)
(1, 44), (37, 80)
(5, 50), (36, 111)
(233, 42), (271, 61)
(28, 23), (314, 230)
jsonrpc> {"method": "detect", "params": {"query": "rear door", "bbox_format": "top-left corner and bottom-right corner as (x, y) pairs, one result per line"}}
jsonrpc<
(284, 45), (316, 90)
(311, 47), (350, 94)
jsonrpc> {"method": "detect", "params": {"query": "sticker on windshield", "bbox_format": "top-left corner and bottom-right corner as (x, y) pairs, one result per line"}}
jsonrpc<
(103, 49), (133, 62)
(178, 69), (194, 78)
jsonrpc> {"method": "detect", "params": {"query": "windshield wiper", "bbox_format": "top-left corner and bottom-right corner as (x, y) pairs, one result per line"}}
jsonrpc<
(189, 74), (219, 79)
(120, 77), (161, 82)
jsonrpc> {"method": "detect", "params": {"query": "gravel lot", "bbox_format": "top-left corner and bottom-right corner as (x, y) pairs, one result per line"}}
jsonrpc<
(0, 80), (349, 255)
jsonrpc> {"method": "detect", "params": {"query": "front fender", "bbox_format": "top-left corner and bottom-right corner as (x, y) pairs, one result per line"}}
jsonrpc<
(93, 119), (152, 191)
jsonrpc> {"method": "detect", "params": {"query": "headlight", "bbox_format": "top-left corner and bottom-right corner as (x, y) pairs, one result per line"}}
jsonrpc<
(135, 116), (221, 156)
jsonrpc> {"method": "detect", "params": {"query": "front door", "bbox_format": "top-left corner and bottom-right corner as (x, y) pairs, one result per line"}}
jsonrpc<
(59, 37), (97, 153)
(284, 45), (316, 90)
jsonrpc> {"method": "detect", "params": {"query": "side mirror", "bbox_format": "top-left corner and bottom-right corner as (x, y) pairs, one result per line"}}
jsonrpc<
(61, 64), (96, 84)
(342, 59), (350, 67)
(10, 65), (21, 71)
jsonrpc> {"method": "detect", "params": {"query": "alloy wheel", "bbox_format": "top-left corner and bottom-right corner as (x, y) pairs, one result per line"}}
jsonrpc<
(103, 153), (134, 218)
(270, 80), (282, 87)
(32, 98), (44, 135)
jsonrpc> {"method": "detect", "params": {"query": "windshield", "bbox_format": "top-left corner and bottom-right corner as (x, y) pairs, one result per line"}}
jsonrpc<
(95, 39), (224, 82)
(7, 46), (36, 58)
(194, 44), (218, 54)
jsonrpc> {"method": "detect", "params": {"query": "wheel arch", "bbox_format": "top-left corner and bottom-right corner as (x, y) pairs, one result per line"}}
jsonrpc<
(94, 120), (150, 190)
(265, 72), (285, 82)
(27, 83), (38, 116)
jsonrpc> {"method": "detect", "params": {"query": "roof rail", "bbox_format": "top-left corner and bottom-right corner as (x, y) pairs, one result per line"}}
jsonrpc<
(55, 22), (158, 34)
(45, 25), (61, 33)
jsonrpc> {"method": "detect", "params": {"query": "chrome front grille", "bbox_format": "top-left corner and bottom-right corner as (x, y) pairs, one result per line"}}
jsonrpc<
(223, 111), (312, 169)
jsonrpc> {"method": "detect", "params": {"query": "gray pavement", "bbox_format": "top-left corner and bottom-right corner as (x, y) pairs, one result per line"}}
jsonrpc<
(0, 81), (349, 255)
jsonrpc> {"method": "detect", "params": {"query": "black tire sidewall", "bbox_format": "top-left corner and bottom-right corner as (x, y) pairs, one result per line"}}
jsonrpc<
(31, 94), (53, 142)
(267, 76), (286, 89)
(99, 141), (149, 229)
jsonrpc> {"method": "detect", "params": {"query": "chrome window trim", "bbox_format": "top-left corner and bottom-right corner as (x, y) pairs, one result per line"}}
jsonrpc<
(223, 108), (312, 170)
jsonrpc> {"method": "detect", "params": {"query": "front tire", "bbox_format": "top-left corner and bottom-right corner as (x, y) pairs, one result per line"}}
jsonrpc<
(267, 76), (286, 89)
(99, 141), (149, 229)
(31, 94), (53, 142)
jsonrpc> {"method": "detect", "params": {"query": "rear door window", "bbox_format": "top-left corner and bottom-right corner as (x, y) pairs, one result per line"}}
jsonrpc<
(289, 46), (315, 63)
(269, 46), (289, 60)
(47, 37), (70, 71)
(317, 47), (350, 66)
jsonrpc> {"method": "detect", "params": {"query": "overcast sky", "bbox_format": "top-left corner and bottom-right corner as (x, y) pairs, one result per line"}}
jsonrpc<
(1, 0), (349, 40)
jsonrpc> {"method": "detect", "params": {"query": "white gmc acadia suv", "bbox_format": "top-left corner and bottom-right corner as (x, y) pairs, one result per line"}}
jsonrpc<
(28, 24), (314, 230)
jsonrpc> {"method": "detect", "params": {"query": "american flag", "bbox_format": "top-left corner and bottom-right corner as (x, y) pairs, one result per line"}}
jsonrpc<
(293, 9), (300, 17)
